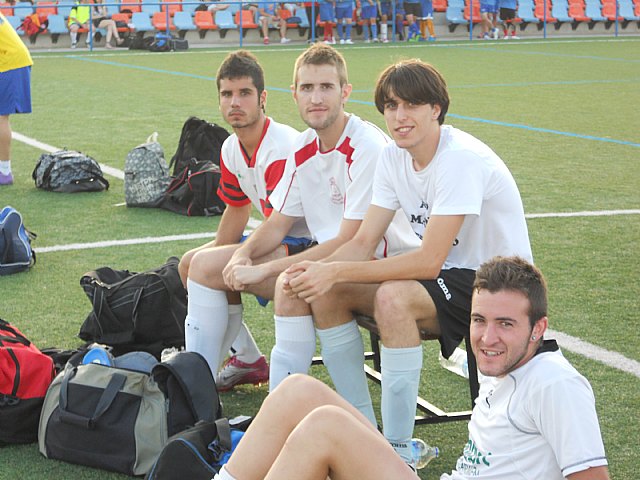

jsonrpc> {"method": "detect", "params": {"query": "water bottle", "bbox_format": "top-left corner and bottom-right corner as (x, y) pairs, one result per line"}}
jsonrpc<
(438, 347), (469, 379)
(411, 438), (439, 469)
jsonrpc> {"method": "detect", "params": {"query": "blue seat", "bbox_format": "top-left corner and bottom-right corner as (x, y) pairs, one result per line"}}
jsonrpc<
(181, 0), (199, 15)
(214, 9), (236, 29)
(294, 5), (310, 28)
(517, 2), (540, 26)
(618, 0), (640, 20)
(131, 11), (155, 31)
(141, 0), (161, 14)
(551, 2), (573, 22)
(57, 0), (76, 18)
(226, 2), (240, 15)
(47, 13), (69, 33)
(6, 15), (24, 35)
(173, 10), (196, 37)
(584, 0), (606, 21)
(13, 1), (34, 20)
(446, 5), (466, 31)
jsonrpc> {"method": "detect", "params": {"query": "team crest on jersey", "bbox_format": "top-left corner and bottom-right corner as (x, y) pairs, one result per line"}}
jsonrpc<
(329, 177), (344, 204)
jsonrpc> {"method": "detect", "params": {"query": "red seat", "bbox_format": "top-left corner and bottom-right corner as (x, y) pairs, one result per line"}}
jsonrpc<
(35, 1), (57, 18)
(0, 3), (14, 16)
(601, 2), (624, 19)
(111, 12), (131, 32)
(568, 1), (590, 20)
(152, 10), (175, 30)
(433, 0), (447, 11)
(235, 9), (258, 29)
(464, 1), (482, 22)
(161, 0), (181, 16)
(535, 2), (558, 21)
(194, 10), (216, 29)
(120, 1), (142, 13)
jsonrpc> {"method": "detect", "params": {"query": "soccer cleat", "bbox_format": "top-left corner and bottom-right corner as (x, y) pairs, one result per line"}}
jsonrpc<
(280, 37), (291, 44)
(216, 355), (269, 392)
(344, 38), (353, 44)
(71, 41), (77, 49)
(0, 172), (14, 185)
(510, 34), (520, 39)
(428, 35), (436, 42)
(339, 38), (345, 44)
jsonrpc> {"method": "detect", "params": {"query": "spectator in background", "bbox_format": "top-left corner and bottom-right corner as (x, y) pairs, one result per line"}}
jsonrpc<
(334, 0), (353, 43)
(403, 0), (421, 40)
(258, 1), (291, 44)
(92, 0), (124, 49)
(379, 0), (405, 41)
(360, 0), (379, 42)
(418, 0), (436, 41)
(480, 0), (499, 39)
(68, 0), (91, 48)
(499, 0), (518, 39)
(318, 0), (336, 43)
(0, 11), (32, 185)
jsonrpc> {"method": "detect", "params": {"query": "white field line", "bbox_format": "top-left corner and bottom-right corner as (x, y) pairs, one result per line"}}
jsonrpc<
(547, 329), (640, 378)
(13, 132), (640, 377)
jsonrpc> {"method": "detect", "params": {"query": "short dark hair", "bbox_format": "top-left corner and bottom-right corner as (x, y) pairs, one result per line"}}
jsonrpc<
(216, 50), (265, 97)
(293, 43), (348, 88)
(374, 59), (449, 125)
(473, 256), (547, 329)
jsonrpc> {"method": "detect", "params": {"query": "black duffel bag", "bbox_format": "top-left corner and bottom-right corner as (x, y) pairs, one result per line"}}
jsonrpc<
(78, 257), (187, 358)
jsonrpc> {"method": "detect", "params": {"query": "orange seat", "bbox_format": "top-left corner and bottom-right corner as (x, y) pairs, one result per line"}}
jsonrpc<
(433, 0), (448, 12)
(568, 1), (591, 20)
(279, 7), (302, 27)
(120, 1), (142, 13)
(194, 10), (216, 29)
(235, 9), (258, 29)
(152, 10), (175, 30)
(35, 1), (57, 17)
(161, 0), (181, 15)
(601, 2), (624, 19)
(534, 2), (558, 20)
(0, 4), (14, 16)
(111, 12), (131, 31)
(464, 1), (482, 22)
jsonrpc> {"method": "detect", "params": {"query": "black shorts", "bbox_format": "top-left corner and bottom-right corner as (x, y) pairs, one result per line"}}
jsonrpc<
(418, 268), (475, 359)
(500, 7), (516, 20)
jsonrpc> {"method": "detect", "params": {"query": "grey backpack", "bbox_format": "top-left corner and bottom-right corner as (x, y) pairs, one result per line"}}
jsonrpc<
(32, 150), (109, 193)
(124, 133), (171, 208)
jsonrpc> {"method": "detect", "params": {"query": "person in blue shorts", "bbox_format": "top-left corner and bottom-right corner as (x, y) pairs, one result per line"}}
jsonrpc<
(0, 12), (32, 186)
(403, 0), (422, 40)
(318, 0), (336, 43)
(335, 0), (354, 43)
(257, 1), (291, 44)
(360, 0), (379, 42)
(480, 0), (499, 39)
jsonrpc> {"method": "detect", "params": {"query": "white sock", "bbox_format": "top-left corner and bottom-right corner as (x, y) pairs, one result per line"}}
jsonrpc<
(184, 279), (229, 377)
(269, 315), (316, 392)
(231, 319), (263, 364)
(213, 465), (237, 480)
(218, 304), (244, 368)
(317, 320), (377, 426)
(381, 344), (423, 464)
(70, 31), (77, 43)
(381, 23), (388, 39)
(0, 160), (10, 175)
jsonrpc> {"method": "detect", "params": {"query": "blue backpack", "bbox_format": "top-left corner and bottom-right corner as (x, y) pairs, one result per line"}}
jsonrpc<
(0, 206), (36, 276)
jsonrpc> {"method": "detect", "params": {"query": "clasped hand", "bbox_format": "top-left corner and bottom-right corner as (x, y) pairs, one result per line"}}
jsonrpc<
(282, 261), (336, 304)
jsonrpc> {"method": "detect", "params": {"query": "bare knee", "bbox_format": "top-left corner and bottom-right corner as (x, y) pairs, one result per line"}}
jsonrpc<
(274, 272), (311, 316)
(188, 248), (228, 288)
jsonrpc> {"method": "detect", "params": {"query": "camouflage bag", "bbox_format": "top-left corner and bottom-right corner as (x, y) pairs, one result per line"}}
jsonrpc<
(124, 133), (171, 208)
(32, 150), (109, 193)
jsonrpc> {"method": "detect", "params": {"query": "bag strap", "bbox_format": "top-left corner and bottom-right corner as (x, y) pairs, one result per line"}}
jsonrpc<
(214, 418), (232, 452)
(0, 319), (31, 347)
(59, 367), (127, 429)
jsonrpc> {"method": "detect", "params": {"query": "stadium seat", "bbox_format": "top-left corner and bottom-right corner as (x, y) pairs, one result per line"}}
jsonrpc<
(35, 1), (57, 18)
(213, 9), (237, 37)
(446, 5), (466, 31)
(235, 8), (257, 36)
(464, 1), (482, 24)
(432, 0), (448, 11)
(131, 11), (155, 31)
(534, 1), (558, 22)
(568, 0), (591, 27)
(6, 14), (23, 34)
(152, 10), (175, 30)
(141, 0), (161, 15)
(173, 10), (196, 37)
(294, 5), (310, 28)
(584, 0), (607, 26)
(601, 1), (624, 22)
(551, 0), (574, 25)
(111, 12), (132, 32)
(517, 2), (540, 28)
(56, 0), (75, 18)
(448, 0), (466, 8)
(0, 3), (13, 16)
(194, 10), (217, 38)
(617, 0), (640, 26)
(161, 0), (182, 15)
(13, 1), (34, 20)
(120, 0), (142, 13)
(180, 0), (198, 15)
(226, 3), (241, 15)
(46, 13), (69, 42)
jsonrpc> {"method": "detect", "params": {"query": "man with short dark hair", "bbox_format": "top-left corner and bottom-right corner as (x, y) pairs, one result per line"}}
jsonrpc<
(285, 58), (532, 467)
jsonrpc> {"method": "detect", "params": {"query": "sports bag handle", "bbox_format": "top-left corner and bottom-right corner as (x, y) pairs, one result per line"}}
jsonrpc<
(0, 318), (31, 347)
(58, 367), (127, 429)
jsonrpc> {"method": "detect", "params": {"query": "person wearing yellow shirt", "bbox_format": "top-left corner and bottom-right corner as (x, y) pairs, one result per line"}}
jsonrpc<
(68, 0), (91, 48)
(0, 12), (33, 186)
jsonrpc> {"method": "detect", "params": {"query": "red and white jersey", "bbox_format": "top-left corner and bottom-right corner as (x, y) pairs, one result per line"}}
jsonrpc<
(217, 117), (309, 238)
(270, 114), (420, 258)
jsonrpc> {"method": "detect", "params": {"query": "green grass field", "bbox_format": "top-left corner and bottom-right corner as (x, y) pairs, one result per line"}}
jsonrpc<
(1, 38), (639, 479)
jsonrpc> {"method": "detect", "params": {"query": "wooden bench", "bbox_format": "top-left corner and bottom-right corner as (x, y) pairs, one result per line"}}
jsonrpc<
(313, 315), (479, 425)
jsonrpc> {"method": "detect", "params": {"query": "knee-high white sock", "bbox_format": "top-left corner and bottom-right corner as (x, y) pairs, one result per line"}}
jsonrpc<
(317, 320), (377, 426)
(185, 278), (229, 377)
(231, 320), (263, 364)
(218, 304), (244, 367)
(0, 160), (11, 175)
(381, 22), (388, 40)
(269, 315), (316, 392)
(381, 344), (423, 464)
(213, 465), (237, 480)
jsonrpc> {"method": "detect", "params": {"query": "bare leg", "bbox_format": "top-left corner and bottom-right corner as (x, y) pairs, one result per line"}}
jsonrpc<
(0, 115), (11, 161)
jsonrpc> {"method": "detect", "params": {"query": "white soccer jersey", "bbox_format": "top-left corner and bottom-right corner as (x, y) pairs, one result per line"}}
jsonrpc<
(218, 117), (309, 238)
(372, 125), (532, 269)
(270, 114), (420, 258)
(442, 341), (608, 479)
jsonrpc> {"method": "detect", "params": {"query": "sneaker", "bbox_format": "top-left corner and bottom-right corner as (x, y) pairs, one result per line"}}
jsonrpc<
(280, 37), (291, 44)
(364, 38), (371, 43)
(263, 37), (269, 45)
(372, 37), (379, 42)
(491, 27), (500, 39)
(216, 355), (269, 392)
(71, 41), (77, 49)
(510, 34), (520, 39)
(344, 38), (353, 44)
(339, 38), (345, 44)
(428, 35), (436, 42)
(382, 37), (389, 43)
(0, 172), (13, 185)
(503, 34), (510, 40)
